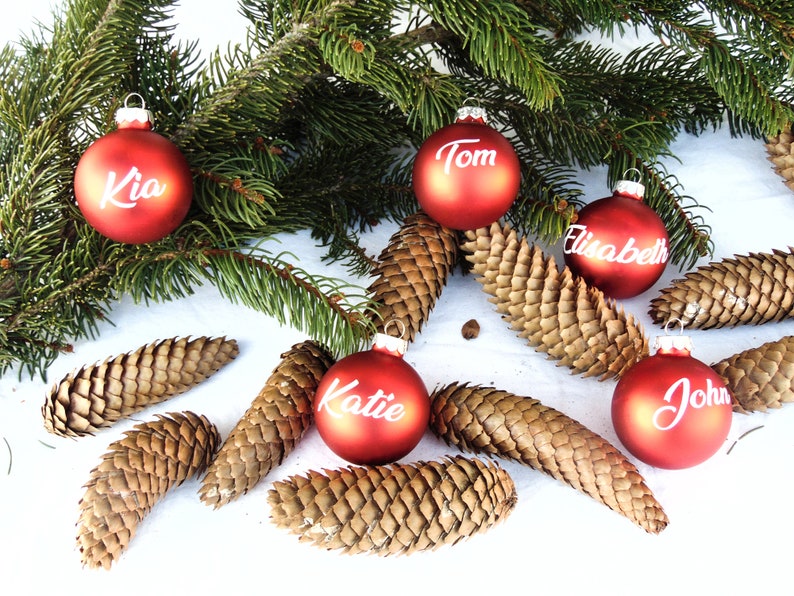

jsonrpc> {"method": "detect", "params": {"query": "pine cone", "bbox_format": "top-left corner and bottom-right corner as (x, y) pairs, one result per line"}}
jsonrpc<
(199, 340), (335, 508)
(460, 222), (649, 380)
(428, 382), (669, 534)
(76, 411), (220, 569)
(766, 126), (794, 192)
(267, 455), (516, 555)
(649, 247), (794, 329)
(367, 211), (458, 341)
(43, 336), (239, 438)
(711, 335), (794, 413)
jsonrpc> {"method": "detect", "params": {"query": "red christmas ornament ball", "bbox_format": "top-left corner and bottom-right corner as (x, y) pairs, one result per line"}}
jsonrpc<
(74, 96), (193, 244)
(412, 106), (520, 230)
(313, 333), (430, 465)
(611, 333), (733, 469)
(562, 178), (669, 299)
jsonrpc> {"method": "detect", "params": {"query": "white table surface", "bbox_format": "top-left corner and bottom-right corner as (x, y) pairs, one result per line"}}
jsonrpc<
(2, 4), (794, 595)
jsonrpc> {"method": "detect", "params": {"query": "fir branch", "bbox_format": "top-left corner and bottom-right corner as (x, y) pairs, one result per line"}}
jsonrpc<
(198, 245), (378, 358)
(3, 0), (794, 379)
(419, 0), (562, 108)
(508, 161), (584, 245)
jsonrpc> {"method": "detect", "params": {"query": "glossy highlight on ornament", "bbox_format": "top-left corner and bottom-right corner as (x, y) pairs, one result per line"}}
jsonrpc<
(313, 320), (430, 465)
(412, 102), (520, 230)
(74, 93), (193, 244)
(611, 319), (733, 469)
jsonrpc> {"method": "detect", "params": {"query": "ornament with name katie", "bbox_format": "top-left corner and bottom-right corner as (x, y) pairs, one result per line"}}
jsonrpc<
(74, 93), (193, 244)
(611, 325), (733, 469)
(411, 104), (520, 230)
(313, 329), (430, 466)
(562, 172), (669, 298)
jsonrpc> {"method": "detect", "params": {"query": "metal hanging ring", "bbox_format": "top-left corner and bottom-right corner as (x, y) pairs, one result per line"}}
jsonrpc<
(663, 317), (685, 335)
(124, 92), (146, 109)
(622, 167), (642, 181)
(383, 318), (407, 340)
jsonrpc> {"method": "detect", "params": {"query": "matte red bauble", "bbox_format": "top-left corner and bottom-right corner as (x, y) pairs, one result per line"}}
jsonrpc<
(611, 329), (733, 469)
(562, 174), (669, 299)
(313, 331), (430, 465)
(412, 105), (520, 230)
(74, 94), (193, 244)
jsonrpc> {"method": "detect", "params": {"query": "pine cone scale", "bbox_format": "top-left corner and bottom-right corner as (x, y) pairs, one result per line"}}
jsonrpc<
(650, 248), (794, 329)
(367, 211), (458, 341)
(43, 336), (239, 438)
(268, 456), (516, 555)
(77, 411), (219, 569)
(199, 340), (334, 508)
(461, 223), (648, 380)
(429, 382), (668, 534)
(712, 335), (794, 412)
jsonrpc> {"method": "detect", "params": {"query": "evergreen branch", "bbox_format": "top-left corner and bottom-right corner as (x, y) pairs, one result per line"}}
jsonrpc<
(419, 0), (561, 108)
(701, 0), (794, 60)
(3, 262), (115, 335)
(4, 0), (794, 379)
(198, 245), (378, 358)
(170, 28), (320, 149)
(508, 162), (584, 245)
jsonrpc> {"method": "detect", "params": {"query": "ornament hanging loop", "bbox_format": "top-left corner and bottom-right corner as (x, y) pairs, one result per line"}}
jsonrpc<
(614, 168), (645, 200)
(124, 92), (147, 110)
(622, 168), (643, 182)
(654, 317), (692, 352)
(383, 318), (407, 340)
(115, 92), (154, 128)
(663, 317), (685, 336)
(375, 319), (409, 356)
(456, 98), (488, 123)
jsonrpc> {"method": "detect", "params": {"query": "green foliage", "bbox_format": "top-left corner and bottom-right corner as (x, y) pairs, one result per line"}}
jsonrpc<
(1, 0), (793, 378)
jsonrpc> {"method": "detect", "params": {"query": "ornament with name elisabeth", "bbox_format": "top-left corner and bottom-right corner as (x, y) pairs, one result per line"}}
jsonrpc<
(411, 103), (520, 230)
(313, 328), (430, 466)
(611, 324), (733, 469)
(562, 171), (669, 299)
(73, 93), (193, 244)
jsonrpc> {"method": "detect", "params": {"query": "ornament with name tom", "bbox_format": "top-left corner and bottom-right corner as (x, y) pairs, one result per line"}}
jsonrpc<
(562, 172), (669, 299)
(611, 326), (733, 469)
(74, 93), (193, 244)
(313, 329), (430, 466)
(411, 104), (520, 230)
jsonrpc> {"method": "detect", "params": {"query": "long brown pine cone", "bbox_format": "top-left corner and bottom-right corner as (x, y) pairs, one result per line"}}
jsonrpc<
(43, 336), (239, 438)
(649, 247), (794, 329)
(367, 211), (458, 341)
(199, 340), (335, 508)
(765, 126), (794, 192)
(428, 382), (669, 534)
(711, 335), (794, 413)
(76, 411), (220, 569)
(268, 455), (516, 555)
(460, 222), (649, 380)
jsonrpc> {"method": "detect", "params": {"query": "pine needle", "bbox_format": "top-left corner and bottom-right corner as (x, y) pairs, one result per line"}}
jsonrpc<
(3, 436), (11, 475)
(726, 426), (765, 455)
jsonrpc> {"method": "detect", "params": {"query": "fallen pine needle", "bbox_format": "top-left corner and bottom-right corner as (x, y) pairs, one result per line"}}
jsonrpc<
(727, 426), (765, 455)
(3, 436), (10, 475)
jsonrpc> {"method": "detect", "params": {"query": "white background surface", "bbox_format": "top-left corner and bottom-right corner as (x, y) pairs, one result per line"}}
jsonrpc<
(2, 3), (794, 595)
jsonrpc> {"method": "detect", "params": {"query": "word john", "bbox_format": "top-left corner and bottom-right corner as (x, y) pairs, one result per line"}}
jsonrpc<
(653, 377), (731, 431)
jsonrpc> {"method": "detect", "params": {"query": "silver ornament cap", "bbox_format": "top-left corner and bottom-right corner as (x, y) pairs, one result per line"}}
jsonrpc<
(114, 93), (154, 128)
